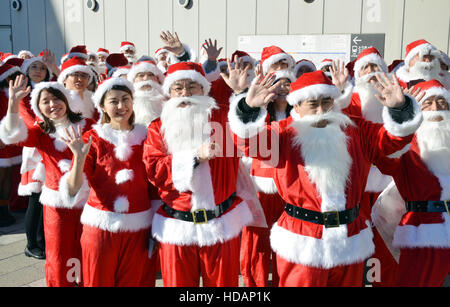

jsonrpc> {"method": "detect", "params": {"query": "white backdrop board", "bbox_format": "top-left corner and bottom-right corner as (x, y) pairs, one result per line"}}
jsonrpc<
(238, 34), (385, 67)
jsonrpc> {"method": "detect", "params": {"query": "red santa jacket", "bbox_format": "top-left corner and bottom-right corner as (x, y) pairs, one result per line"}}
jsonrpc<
(228, 93), (423, 268)
(0, 112), (94, 208)
(62, 123), (155, 233)
(0, 91), (23, 167)
(143, 94), (254, 247)
(375, 137), (450, 248)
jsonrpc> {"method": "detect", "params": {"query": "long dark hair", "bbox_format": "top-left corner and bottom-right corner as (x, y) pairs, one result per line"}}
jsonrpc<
(26, 62), (51, 87)
(99, 84), (135, 126)
(37, 87), (83, 134)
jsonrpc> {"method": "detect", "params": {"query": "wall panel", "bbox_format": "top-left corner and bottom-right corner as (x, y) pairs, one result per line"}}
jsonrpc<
(125, 0), (149, 57)
(64, 0), (85, 51)
(83, 0), (105, 53)
(45, 0), (65, 59)
(10, 0), (29, 52)
(323, 0), (363, 34)
(27, 0), (47, 55)
(104, 0), (126, 53)
(256, 0), (289, 35)
(198, 0), (227, 60)
(148, 0), (173, 57)
(226, 0), (256, 57)
(288, 0), (324, 35)
(172, 0), (199, 61)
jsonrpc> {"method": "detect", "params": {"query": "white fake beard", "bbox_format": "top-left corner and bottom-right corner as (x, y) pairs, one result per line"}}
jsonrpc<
(125, 54), (137, 64)
(409, 59), (441, 81)
(161, 95), (218, 154)
(157, 61), (168, 73)
(355, 72), (385, 123)
(291, 111), (354, 211)
(97, 62), (107, 73)
(133, 81), (166, 126)
(69, 90), (95, 119)
(416, 110), (450, 175)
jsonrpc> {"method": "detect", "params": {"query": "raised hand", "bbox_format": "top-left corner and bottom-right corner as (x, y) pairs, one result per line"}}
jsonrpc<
(8, 75), (31, 113)
(60, 125), (92, 161)
(197, 142), (221, 162)
(221, 55), (251, 94)
(203, 39), (223, 62)
(329, 59), (349, 92)
(41, 48), (60, 76)
(160, 31), (184, 56)
(370, 73), (406, 108)
(246, 73), (280, 108)
(404, 85), (426, 102)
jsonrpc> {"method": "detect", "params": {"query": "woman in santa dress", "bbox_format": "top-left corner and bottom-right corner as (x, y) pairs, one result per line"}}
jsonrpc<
(0, 75), (94, 287)
(60, 77), (157, 287)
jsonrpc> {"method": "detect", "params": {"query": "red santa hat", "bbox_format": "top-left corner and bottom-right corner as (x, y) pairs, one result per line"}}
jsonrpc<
(127, 60), (165, 84)
(273, 69), (296, 83)
(21, 56), (50, 76)
(155, 48), (169, 59)
(29, 82), (72, 120)
(346, 59), (356, 79)
(294, 59), (316, 77)
(286, 71), (340, 106)
(260, 46), (295, 74)
(317, 58), (334, 71)
(1, 53), (18, 63)
(404, 39), (441, 67)
(413, 79), (450, 107)
(105, 53), (129, 77)
(231, 50), (255, 66)
(57, 56), (94, 84)
(96, 48), (110, 58)
(120, 41), (136, 53)
(17, 50), (34, 58)
(162, 61), (211, 96)
(4, 57), (24, 68)
(0, 63), (22, 82)
(388, 59), (404, 73)
(112, 65), (131, 78)
(353, 47), (388, 80)
(91, 77), (135, 114)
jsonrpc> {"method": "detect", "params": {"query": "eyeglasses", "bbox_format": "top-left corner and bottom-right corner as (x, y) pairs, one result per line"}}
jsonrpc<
(68, 72), (90, 80)
(170, 83), (203, 94)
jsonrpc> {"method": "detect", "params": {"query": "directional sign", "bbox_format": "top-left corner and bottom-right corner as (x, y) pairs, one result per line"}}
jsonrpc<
(350, 33), (385, 61)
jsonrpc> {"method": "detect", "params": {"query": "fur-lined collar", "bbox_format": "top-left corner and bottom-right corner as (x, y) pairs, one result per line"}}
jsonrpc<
(93, 123), (147, 161)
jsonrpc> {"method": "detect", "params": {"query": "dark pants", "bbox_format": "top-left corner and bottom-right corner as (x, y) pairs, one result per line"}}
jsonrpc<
(25, 192), (45, 250)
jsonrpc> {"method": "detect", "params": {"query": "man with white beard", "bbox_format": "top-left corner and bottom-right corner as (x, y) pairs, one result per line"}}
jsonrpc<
(120, 41), (138, 65)
(96, 48), (109, 75)
(374, 79), (450, 287)
(142, 62), (255, 287)
(438, 50), (450, 89)
(395, 39), (444, 89)
(127, 60), (166, 127)
(228, 70), (423, 287)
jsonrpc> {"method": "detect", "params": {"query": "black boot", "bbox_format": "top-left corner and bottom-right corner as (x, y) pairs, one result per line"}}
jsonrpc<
(0, 204), (15, 227)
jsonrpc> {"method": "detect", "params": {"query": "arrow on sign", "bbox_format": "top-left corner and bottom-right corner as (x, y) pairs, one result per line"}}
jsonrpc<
(353, 36), (362, 44)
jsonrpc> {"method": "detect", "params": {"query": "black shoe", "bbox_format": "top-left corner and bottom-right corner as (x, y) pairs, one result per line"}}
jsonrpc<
(24, 247), (46, 260)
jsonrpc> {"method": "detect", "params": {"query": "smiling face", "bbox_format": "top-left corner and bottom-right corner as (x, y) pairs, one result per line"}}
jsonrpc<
(101, 89), (134, 129)
(293, 96), (335, 127)
(38, 89), (67, 121)
(28, 61), (48, 83)
(64, 71), (90, 92)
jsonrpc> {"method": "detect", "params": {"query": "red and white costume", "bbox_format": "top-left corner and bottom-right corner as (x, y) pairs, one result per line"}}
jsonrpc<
(0, 82), (94, 287)
(228, 71), (423, 286)
(374, 80), (450, 286)
(143, 62), (254, 287)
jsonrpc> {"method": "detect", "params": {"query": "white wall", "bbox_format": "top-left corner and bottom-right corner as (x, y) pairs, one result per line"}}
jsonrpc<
(3, 0), (449, 66)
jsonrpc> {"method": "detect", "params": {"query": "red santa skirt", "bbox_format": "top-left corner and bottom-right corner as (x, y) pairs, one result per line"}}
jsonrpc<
(158, 236), (241, 287)
(240, 192), (285, 287)
(43, 205), (83, 287)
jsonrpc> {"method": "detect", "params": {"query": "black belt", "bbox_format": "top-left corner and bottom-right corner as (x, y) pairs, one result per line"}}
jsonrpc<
(162, 192), (236, 224)
(406, 201), (450, 213)
(285, 203), (360, 228)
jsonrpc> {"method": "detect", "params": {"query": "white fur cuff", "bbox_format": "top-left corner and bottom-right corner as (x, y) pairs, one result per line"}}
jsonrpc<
(382, 95), (423, 137)
(58, 171), (90, 209)
(228, 93), (268, 139)
(0, 114), (28, 145)
(171, 149), (197, 192)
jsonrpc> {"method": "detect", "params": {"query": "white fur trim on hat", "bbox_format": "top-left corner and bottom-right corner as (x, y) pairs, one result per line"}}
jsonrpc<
(274, 70), (296, 83)
(162, 69), (211, 96)
(97, 51), (109, 58)
(294, 61), (316, 77)
(127, 62), (165, 84)
(353, 53), (388, 79)
(57, 64), (94, 84)
(262, 53), (295, 74)
(318, 60), (333, 71)
(91, 77), (135, 112)
(18, 50), (34, 58)
(0, 65), (21, 82)
(120, 44), (136, 53)
(405, 43), (441, 67)
(21, 57), (51, 77)
(286, 84), (341, 106)
(111, 67), (130, 78)
(30, 82), (71, 120)
(419, 87), (450, 106)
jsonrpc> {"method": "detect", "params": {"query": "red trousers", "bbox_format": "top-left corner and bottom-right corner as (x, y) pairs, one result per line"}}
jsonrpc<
(397, 247), (450, 287)
(43, 205), (83, 287)
(276, 254), (365, 287)
(240, 192), (285, 287)
(80, 225), (157, 287)
(159, 236), (241, 287)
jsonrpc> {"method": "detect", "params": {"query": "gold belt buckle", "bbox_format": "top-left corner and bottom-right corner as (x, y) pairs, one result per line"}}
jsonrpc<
(192, 209), (208, 224)
(323, 211), (340, 228)
(444, 200), (450, 215)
